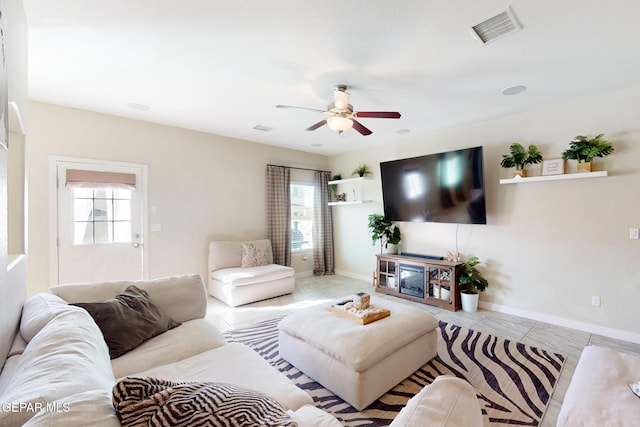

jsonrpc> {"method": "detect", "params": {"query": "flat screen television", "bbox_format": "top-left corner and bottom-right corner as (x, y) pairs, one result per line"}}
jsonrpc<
(380, 146), (486, 224)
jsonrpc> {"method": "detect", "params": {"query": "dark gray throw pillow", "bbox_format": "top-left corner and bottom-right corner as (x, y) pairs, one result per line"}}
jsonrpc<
(72, 285), (181, 359)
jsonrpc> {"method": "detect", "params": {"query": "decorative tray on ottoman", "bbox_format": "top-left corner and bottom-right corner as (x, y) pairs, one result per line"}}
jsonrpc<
(329, 300), (390, 325)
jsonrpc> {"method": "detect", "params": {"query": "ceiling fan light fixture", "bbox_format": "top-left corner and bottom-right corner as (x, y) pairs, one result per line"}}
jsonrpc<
(327, 116), (353, 134)
(334, 89), (351, 110)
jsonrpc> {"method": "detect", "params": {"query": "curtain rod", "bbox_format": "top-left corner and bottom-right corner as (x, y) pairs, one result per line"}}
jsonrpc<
(267, 164), (331, 174)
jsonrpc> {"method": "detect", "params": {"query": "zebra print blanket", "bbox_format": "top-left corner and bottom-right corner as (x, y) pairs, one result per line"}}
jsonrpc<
(224, 317), (565, 427)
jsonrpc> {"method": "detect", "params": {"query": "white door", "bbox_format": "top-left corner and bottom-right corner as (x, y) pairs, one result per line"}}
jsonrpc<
(55, 160), (147, 284)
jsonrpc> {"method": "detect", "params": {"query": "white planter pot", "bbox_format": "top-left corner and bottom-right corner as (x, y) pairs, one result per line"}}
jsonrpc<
(384, 244), (398, 255)
(460, 292), (479, 312)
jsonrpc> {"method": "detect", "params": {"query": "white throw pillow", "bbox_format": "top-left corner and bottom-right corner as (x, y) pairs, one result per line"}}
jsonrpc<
(22, 389), (120, 427)
(0, 309), (116, 426)
(287, 405), (343, 427)
(390, 376), (483, 427)
(20, 293), (83, 342)
(241, 240), (273, 267)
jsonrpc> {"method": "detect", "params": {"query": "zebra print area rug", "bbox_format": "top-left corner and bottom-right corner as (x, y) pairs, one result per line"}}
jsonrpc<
(224, 317), (565, 427)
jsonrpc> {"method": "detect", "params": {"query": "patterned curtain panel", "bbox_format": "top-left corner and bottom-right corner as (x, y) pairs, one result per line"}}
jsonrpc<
(266, 165), (291, 266)
(313, 171), (335, 275)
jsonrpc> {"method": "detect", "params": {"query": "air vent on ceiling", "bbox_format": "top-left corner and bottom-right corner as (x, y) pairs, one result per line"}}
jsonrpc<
(253, 124), (273, 132)
(468, 6), (521, 45)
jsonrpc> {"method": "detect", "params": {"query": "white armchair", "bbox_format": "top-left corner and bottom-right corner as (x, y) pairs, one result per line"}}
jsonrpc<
(207, 239), (295, 307)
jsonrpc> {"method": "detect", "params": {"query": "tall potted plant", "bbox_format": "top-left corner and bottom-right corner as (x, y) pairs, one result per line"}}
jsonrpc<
(458, 256), (489, 312)
(500, 143), (543, 177)
(367, 214), (401, 254)
(561, 134), (614, 172)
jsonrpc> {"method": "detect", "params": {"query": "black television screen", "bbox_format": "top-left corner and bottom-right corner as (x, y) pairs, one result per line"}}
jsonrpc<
(380, 146), (486, 224)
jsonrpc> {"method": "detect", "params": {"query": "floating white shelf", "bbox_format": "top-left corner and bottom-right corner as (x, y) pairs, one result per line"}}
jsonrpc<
(328, 200), (372, 206)
(328, 176), (372, 206)
(328, 176), (372, 185)
(499, 171), (608, 184)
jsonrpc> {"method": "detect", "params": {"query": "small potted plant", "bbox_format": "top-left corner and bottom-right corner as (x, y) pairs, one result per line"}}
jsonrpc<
(458, 256), (489, 312)
(352, 163), (372, 177)
(367, 214), (401, 254)
(500, 143), (543, 177)
(561, 134), (614, 173)
(329, 174), (341, 201)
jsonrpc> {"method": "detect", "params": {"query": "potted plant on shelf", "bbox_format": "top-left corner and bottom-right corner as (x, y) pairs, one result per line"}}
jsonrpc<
(352, 163), (372, 177)
(500, 143), (543, 177)
(561, 134), (614, 173)
(367, 214), (401, 254)
(458, 256), (489, 312)
(329, 174), (341, 201)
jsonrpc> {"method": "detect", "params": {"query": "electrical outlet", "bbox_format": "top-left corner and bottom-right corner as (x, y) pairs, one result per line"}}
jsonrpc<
(591, 296), (601, 307)
(630, 228), (639, 240)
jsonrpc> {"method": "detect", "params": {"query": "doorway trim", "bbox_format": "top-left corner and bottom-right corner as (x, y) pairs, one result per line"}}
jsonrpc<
(49, 156), (149, 285)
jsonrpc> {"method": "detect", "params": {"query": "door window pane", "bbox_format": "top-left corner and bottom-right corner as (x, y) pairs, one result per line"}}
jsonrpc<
(113, 222), (131, 243)
(72, 188), (133, 244)
(74, 222), (94, 245)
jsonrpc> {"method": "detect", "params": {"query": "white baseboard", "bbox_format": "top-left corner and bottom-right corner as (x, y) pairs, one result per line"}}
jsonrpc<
(479, 301), (640, 345)
(334, 269), (373, 284)
(295, 270), (314, 279)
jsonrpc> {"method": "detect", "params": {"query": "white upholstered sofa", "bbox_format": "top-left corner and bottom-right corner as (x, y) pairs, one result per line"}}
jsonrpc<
(557, 345), (640, 426)
(208, 239), (295, 306)
(0, 274), (339, 426)
(0, 273), (484, 426)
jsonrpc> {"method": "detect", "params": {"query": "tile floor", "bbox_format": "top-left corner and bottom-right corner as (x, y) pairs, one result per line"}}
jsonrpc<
(206, 275), (640, 427)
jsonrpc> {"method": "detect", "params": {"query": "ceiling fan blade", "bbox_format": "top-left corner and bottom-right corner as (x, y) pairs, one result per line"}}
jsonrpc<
(306, 120), (327, 131)
(351, 119), (373, 136)
(354, 111), (401, 119)
(276, 105), (325, 113)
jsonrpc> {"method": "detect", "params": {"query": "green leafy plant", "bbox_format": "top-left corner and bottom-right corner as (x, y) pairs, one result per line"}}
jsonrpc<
(500, 143), (543, 170)
(367, 214), (401, 253)
(458, 256), (489, 294)
(352, 163), (372, 177)
(561, 134), (614, 163)
(329, 174), (341, 199)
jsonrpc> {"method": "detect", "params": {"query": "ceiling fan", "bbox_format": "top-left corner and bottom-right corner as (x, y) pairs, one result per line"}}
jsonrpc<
(276, 84), (401, 136)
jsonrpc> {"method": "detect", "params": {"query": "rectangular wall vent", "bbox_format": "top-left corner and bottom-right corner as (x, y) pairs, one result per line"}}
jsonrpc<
(468, 6), (521, 45)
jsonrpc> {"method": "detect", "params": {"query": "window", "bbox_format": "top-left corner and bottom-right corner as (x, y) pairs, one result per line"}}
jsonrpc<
(291, 183), (314, 251)
(72, 188), (132, 244)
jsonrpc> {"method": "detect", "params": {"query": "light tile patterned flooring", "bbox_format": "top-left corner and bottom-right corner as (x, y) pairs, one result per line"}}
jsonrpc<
(206, 275), (640, 427)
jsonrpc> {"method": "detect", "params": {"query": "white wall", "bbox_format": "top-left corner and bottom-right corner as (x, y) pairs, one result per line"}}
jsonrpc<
(1, 0), (28, 367)
(329, 85), (640, 341)
(26, 102), (328, 295)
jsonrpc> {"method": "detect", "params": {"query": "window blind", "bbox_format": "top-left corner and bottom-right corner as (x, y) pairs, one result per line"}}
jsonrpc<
(65, 169), (136, 190)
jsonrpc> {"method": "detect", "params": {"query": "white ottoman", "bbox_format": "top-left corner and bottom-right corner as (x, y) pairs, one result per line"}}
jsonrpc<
(278, 296), (439, 410)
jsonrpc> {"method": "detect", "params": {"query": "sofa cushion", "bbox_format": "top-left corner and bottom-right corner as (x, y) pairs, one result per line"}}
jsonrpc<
(241, 240), (273, 267)
(20, 293), (83, 342)
(0, 309), (116, 426)
(22, 390), (120, 427)
(51, 274), (207, 323)
(111, 319), (227, 378)
(134, 342), (313, 411)
(212, 264), (295, 287)
(390, 376), (483, 427)
(71, 285), (181, 359)
(113, 377), (296, 427)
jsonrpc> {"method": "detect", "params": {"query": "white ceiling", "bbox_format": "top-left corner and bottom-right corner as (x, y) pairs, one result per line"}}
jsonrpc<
(23, 0), (640, 155)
